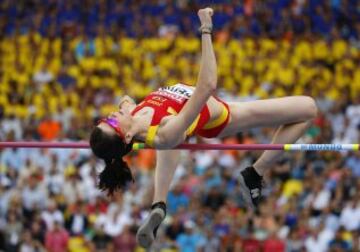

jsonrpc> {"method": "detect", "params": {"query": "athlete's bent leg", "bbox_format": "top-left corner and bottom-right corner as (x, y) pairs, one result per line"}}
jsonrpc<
(220, 96), (317, 168)
(136, 150), (180, 248)
(219, 96), (318, 208)
(252, 121), (312, 175)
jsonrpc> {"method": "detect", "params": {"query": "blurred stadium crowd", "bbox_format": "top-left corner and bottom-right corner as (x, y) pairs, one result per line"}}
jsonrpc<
(0, 0), (360, 251)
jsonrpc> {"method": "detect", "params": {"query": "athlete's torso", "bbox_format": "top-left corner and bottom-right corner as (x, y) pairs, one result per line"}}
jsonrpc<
(131, 83), (230, 146)
(131, 83), (212, 136)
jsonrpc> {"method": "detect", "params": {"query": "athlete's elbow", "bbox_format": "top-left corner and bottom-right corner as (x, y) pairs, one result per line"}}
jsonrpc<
(304, 96), (318, 120)
(209, 80), (217, 91)
(198, 69), (217, 92)
(204, 80), (217, 93)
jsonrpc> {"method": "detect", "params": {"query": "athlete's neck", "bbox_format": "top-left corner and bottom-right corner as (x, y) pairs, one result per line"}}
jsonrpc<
(129, 112), (152, 143)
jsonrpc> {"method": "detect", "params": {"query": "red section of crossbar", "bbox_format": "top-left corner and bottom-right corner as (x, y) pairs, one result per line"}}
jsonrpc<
(0, 141), (285, 150)
(0, 141), (90, 149)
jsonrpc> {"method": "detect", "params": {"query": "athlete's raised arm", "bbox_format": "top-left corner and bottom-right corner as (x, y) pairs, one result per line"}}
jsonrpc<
(159, 8), (217, 147)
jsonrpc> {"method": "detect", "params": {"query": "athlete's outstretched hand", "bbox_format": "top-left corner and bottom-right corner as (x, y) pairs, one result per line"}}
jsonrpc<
(198, 7), (213, 30)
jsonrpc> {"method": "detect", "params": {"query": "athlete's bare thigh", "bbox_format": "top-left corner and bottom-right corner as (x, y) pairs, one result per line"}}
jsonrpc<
(218, 96), (316, 138)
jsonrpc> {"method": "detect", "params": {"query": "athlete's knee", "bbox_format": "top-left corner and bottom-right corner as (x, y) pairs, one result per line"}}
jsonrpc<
(299, 96), (318, 120)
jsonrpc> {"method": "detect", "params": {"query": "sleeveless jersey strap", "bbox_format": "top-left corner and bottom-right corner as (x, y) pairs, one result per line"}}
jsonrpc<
(145, 125), (159, 147)
(132, 98), (163, 148)
(144, 102), (170, 147)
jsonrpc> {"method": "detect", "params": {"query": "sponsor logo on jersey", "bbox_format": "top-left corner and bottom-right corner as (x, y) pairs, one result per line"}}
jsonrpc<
(153, 84), (194, 103)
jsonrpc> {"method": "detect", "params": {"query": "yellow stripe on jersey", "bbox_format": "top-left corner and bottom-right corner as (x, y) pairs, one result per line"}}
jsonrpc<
(167, 107), (178, 115)
(145, 125), (159, 147)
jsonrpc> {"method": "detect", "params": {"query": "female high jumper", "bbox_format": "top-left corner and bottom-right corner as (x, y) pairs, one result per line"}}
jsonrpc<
(89, 7), (318, 248)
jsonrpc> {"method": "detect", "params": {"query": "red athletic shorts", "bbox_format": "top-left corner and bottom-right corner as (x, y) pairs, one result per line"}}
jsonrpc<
(197, 98), (231, 138)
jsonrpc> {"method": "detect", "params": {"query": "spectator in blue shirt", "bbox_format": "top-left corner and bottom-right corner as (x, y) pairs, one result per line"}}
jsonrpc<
(345, 152), (360, 177)
(167, 183), (189, 215)
(176, 220), (206, 252)
(329, 228), (351, 251)
(74, 30), (95, 61)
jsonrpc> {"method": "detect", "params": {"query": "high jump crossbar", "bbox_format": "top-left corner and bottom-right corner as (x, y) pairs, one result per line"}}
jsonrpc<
(0, 142), (358, 151)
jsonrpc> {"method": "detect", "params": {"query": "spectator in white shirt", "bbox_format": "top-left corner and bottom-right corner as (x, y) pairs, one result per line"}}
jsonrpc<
(0, 148), (27, 172)
(32, 63), (54, 89)
(339, 200), (360, 231)
(310, 182), (331, 212)
(1, 117), (22, 140)
(21, 174), (48, 215)
(103, 208), (132, 237)
(44, 165), (65, 195)
(305, 224), (334, 252)
(62, 172), (87, 204)
(322, 206), (340, 232)
(41, 200), (64, 231)
(328, 103), (346, 139)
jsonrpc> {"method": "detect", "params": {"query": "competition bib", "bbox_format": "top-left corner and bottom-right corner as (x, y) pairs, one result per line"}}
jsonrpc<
(154, 83), (194, 103)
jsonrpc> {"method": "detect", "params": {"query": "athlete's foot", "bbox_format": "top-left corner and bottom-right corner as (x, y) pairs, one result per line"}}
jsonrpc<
(238, 166), (263, 209)
(136, 201), (166, 248)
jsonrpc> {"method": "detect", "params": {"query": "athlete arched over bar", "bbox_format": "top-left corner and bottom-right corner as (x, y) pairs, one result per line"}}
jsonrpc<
(89, 7), (318, 248)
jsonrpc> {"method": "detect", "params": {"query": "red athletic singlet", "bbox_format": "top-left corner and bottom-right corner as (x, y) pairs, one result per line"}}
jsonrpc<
(131, 83), (230, 146)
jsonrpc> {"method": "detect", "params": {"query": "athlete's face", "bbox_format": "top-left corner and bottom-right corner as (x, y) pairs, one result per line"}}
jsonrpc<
(98, 109), (132, 140)
(112, 107), (131, 122)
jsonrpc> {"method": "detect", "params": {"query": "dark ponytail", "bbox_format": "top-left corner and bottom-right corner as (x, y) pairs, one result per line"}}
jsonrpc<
(89, 127), (134, 196)
(99, 157), (134, 196)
